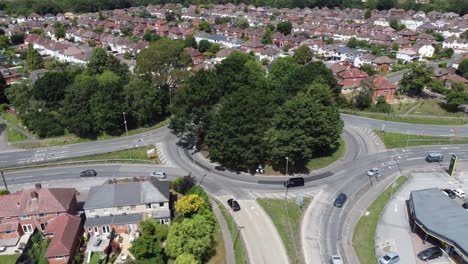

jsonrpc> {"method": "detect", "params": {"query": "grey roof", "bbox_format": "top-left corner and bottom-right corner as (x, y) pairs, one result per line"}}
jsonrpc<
(84, 180), (170, 209)
(410, 188), (468, 260)
(84, 213), (142, 227)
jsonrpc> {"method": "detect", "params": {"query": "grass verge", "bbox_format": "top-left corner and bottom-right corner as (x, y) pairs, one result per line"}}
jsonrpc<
(353, 176), (408, 264)
(0, 254), (20, 264)
(257, 198), (311, 264)
(306, 137), (346, 170)
(1, 112), (24, 128)
(216, 200), (248, 264)
(342, 110), (468, 125)
(5, 126), (28, 142)
(60, 146), (160, 164)
(207, 216), (226, 264)
(375, 131), (468, 148)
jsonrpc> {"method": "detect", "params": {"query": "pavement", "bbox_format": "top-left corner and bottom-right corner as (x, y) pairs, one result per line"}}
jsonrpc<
(210, 198), (235, 264)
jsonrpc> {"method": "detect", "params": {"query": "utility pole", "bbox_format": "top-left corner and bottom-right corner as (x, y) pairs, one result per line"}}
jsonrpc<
(198, 174), (207, 187)
(1, 171), (8, 192)
(123, 112), (132, 160)
(233, 225), (244, 249)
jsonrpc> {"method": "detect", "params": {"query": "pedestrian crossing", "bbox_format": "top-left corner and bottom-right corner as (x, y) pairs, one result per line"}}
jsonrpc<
(362, 128), (387, 152)
(249, 190), (318, 199)
(155, 142), (175, 167)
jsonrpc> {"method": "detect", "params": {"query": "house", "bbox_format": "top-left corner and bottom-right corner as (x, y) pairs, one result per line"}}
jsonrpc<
(44, 214), (82, 264)
(397, 48), (419, 63)
(0, 222), (23, 243)
(0, 185), (77, 246)
(412, 41), (435, 59)
(373, 56), (393, 72)
(441, 74), (468, 89)
(84, 179), (171, 237)
(185, 47), (203, 65)
(354, 53), (376, 68)
(337, 67), (369, 93)
(363, 75), (397, 102)
(443, 37), (468, 53)
(0, 68), (21, 84)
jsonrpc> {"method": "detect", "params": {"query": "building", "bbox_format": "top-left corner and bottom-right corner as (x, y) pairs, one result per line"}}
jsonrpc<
(363, 75), (397, 102)
(408, 188), (468, 262)
(396, 48), (419, 63)
(44, 214), (83, 264)
(84, 179), (171, 237)
(0, 185), (77, 246)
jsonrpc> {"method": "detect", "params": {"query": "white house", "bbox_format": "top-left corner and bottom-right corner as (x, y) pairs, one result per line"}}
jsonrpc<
(413, 42), (435, 59)
(397, 48), (419, 63)
(443, 36), (468, 53)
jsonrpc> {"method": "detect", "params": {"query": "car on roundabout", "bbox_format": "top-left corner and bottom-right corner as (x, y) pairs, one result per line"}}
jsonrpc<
(367, 168), (380, 177)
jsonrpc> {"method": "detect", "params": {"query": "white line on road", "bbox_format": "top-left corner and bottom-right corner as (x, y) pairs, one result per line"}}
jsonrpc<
(406, 157), (424, 161)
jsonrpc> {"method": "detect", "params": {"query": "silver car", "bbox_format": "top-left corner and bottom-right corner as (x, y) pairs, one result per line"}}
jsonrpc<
(150, 171), (166, 179)
(379, 252), (400, 264)
(367, 168), (380, 177)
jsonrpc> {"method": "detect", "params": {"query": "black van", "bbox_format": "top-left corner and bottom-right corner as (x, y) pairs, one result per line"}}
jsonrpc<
(284, 177), (305, 188)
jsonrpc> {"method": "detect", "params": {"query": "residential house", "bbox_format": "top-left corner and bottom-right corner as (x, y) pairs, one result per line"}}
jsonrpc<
(0, 68), (21, 84)
(412, 41), (435, 59)
(185, 47), (203, 65)
(441, 74), (468, 89)
(397, 47), (419, 63)
(443, 36), (468, 53)
(363, 75), (397, 102)
(0, 222), (23, 242)
(84, 179), (171, 237)
(393, 38), (411, 49)
(0, 185), (77, 247)
(354, 53), (377, 68)
(44, 214), (82, 264)
(373, 56), (393, 72)
(337, 67), (369, 93)
(398, 29), (418, 41)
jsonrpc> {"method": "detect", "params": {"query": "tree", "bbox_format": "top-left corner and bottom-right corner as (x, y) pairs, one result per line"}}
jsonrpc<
(364, 9), (372, 19)
(347, 37), (358, 49)
(0, 73), (7, 104)
(458, 58), (468, 78)
(139, 218), (169, 242)
(445, 90), (468, 111)
(0, 35), (8, 50)
(10, 33), (25, 45)
(400, 62), (433, 94)
(276, 21), (292, 35)
(26, 111), (64, 138)
(198, 39), (211, 53)
(129, 219), (167, 263)
(171, 175), (196, 194)
(360, 64), (376, 76)
(292, 45), (313, 64)
(374, 96), (391, 113)
(27, 43), (43, 70)
(0, 189), (10, 196)
(175, 253), (200, 264)
(268, 82), (343, 168)
(184, 35), (197, 49)
(87, 48), (128, 78)
(175, 194), (205, 216)
(355, 90), (372, 110)
(377, 0), (396, 10)
(198, 20), (211, 33)
(53, 21), (65, 39)
(392, 43), (399, 51)
(261, 27), (273, 45)
(33, 71), (71, 109)
(461, 29), (468, 40)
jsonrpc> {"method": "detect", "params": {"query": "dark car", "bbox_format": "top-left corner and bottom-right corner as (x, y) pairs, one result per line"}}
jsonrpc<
(93, 238), (102, 247)
(334, 193), (347, 208)
(227, 199), (241, 211)
(462, 202), (468, 210)
(284, 177), (305, 188)
(442, 189), (456, 199)
(417, 247), (442, 261)
(80, 169), (97, 177)
(425, 153), (443, 162)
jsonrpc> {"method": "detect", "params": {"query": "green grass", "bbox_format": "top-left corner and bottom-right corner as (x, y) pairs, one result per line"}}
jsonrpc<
(306, 137), (346, 170)
(216, 200), (248, 264)
(410, 100), (465, 117)
(88, 252), (104, 264)
(390, 101), (420, 114)
(257, 198), (311, 264)
(207, 216), (226, 264)
(1, 112), (24, 128)
(353, 176), (408, 264)
(375, 131), (468, 148)
(342, 110), (468, 125)
(59, 146), (160, 163)
(0, 254), (20, 264)
(5, 126), (28, 142)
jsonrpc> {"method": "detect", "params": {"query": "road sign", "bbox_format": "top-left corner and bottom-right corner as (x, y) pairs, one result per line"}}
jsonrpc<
(448, 154), (458, 177)
(296, 194), (304, 208)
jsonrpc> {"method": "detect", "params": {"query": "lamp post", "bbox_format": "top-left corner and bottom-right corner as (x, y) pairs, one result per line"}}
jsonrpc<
(123, 112), (132, 159)
(233, 225), (244, 249)
(1, 171), (8, 192)
(285, 157), (289, 176)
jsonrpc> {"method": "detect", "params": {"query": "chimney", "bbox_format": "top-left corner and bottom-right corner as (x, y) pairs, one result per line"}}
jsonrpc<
(31, 191), (38, 200)
(35, 183), (42, 189)
(17, 202), (20, 207)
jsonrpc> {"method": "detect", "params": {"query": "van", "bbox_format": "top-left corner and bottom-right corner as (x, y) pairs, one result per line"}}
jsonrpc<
(425, 153), (443, 162)
(284, 177), (305, 188)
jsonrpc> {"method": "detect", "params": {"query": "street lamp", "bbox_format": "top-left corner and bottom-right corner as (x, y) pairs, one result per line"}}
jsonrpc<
(285, 157), (289, 176)
(233, 225), (244, 249)
(123, 112), (132, 159)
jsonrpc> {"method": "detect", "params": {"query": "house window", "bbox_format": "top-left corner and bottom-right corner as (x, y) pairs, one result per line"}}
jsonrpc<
(88, 227), (92, 232)
(159, 203), (164, 207)
(104, 209), (110, 214)
(130, 206), (136, 211)
(384, 89), (388, 93)
(5, 216), (11, 219)
(19, 215), (30, 220)
(22, 224), (33, 233)
(55, 256), (64, 259)
(117, 207), (123, 211)
(40, 223), (47, 230)
(37, 213), (47, 218)
(5, 231), (11, 234)
(146, 203), (151, 209)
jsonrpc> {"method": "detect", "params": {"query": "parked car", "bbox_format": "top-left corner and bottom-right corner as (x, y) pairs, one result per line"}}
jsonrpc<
(93, 238), (102, 247)
(442, 189), (457, 199)
(425, 153), (443, 162)
(330, 255), (343, 264)
(417, 247), (442, 261)
(367, 168), (380, 177)
(379, 252), (400, 264)
(334, 193), (347, 208)
(80, 169), (97, 177)
(0, 246), (6, 252)
(150, 171), (166, 179)
(227, 198), (241, 211)
(462, 202), (468, 210)
(452, 189), (465, 198)
(284, 177), (305, 188)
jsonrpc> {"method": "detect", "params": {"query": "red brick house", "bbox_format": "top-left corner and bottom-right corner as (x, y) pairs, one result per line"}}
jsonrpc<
(364, 75), (397, 102)
(337, 68), (369, 89)
(373, 56), (393, 73)
(0, 185), (77, 241)
(185, 47), (203, 65)
(0, 222), (23, 242)
(44, 214), (83, 264)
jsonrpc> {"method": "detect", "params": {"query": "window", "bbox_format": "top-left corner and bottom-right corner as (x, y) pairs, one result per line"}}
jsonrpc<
(37, 213), (47, 218)
(5, 231), (11, 234)
(19, 215), (30, 220)
(55, 256), (64, 259)
(117, 207), (123, 211)
(102, 226), (110, 234)
(146, 203), (151, 209)
(88, 227), (92, 232)
(40, 223), (47, 230)
(22, 224), (33, 233)
(130, 206), (136, 211)
(5, 216), (11, 219)
(159, 202), (164, 207)
(104, 209), (110, 214)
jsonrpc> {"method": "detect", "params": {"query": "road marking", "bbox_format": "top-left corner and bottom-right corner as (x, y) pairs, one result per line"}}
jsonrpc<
(441, 147), (460, 150)
(406, 157), (424, 161)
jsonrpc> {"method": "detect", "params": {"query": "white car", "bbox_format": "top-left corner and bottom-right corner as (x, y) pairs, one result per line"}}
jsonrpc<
(150, 171), (166, 179)
(367, 168), (381, 177)
(452, 189), (465, 198)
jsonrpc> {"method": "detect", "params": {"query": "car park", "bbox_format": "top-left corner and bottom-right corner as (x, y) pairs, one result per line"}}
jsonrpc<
(378, 252), (400, 264)
(284, 177), (305, 188)
(367, 168), (380, 177)
(227, 198), (241, 211)
(425, 153), (443, 162)
(442, 189), (456, 199)
(417, 247), (443, 261)
(330, 255), (343, 264)
(334, 193), (347, 208)
(80, 169), (97, 177)
(150, 171), (166, 179)
(452, 189), (465, 198)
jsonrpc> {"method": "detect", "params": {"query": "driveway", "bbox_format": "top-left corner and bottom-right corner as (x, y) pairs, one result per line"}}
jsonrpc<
(221, 197), (289, 264)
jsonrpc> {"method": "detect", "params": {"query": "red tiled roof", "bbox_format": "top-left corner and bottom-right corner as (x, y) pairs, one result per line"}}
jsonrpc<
(338, 68), (368, 79)
(45, 214), (81, 258)
(0, 188), (75, 217)
(368, 75), (397, 90)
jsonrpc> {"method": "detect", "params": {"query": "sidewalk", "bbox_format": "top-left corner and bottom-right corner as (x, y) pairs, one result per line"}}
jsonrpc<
(210, 198), (235, 264)
(0, 116), (36, 140)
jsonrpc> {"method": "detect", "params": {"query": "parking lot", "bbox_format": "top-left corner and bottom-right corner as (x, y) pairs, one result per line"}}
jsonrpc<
(375, 169), (467, 264)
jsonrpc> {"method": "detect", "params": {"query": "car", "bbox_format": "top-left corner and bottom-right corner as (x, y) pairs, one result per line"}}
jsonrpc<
(367, 168), (381, 177)
(426, 153), (443, 162)
(442, 189), (456, 199)
(93, 238), (102, 247)
(227, 198), (241, 211)
(150, 171), (166, 179)
(462, 202), (468, 210)
(0, 246), (6, 252)
(378, 252), (400, 264)
(334, 193), (347, 208)
(80, 169), (97, 177)
(330, 255), (343, 264)
(284, 177), (305, 188)
(417, 247), (443, 261)
(452, 189), (465, 198)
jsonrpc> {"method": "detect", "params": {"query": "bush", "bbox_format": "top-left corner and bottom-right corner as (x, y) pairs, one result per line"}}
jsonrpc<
(171, 175), (196, 194)
(0, 189), (10, 196)
(0, 103), (8, 111)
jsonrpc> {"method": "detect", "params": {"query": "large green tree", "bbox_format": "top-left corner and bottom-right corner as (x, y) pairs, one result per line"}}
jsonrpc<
(276, 21), (292, 35)
(293, 45), (313, 64)
(33, 71), (71, 109)
(400, 62), (433, 94)
(261, 27), (273, 45)
(87, 47), (128, 78)
(26, 43), (43, 70)
(458, 58), (468, 78)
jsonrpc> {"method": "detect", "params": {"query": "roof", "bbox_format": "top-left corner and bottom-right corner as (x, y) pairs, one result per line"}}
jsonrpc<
(44, 214), (81, 258)
(84, 180), (170, 209)
(0, 188), (75, 218)
(338, 68), (368, 79)
(410, 188), (468, 260)
(366, 75), (396, 90)
(84, 213), (142, 227)
(0, 222), (19, 233)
